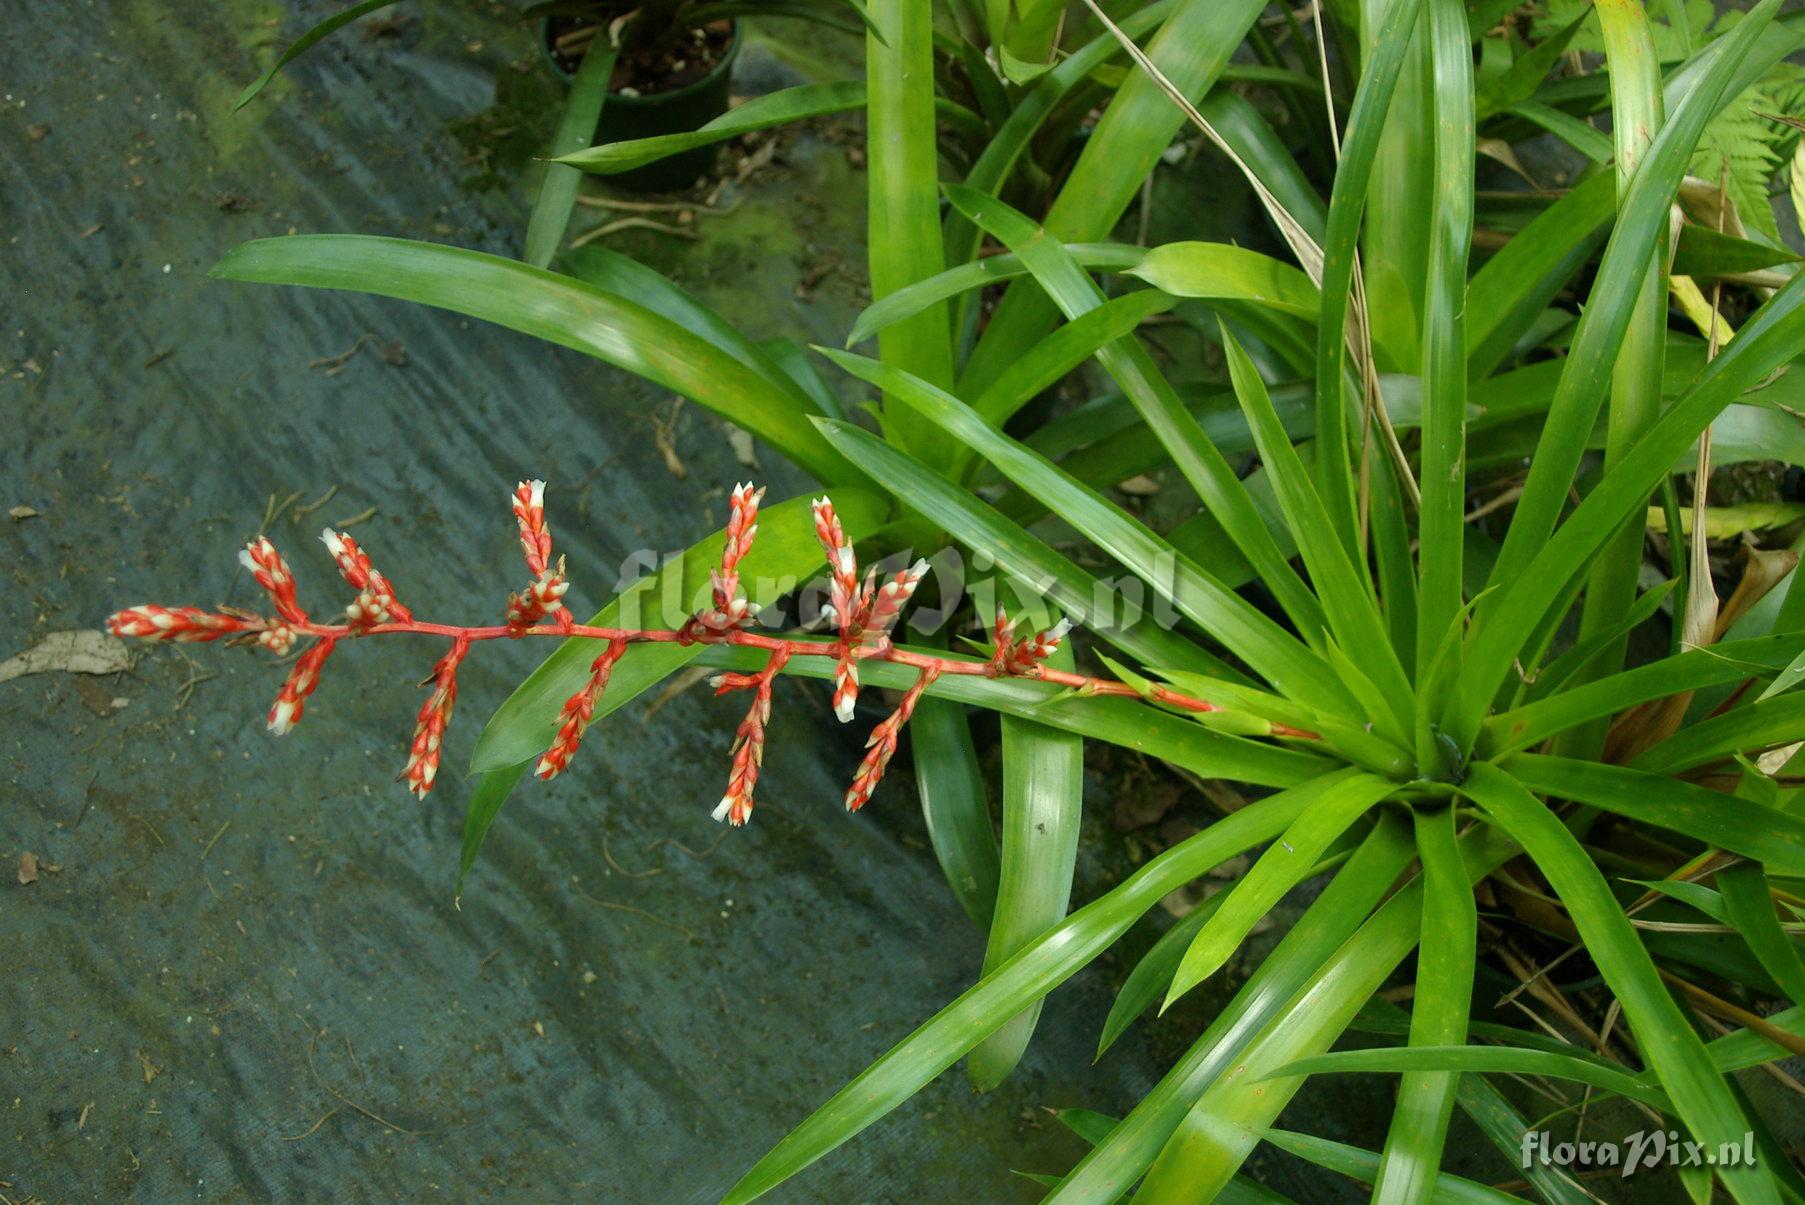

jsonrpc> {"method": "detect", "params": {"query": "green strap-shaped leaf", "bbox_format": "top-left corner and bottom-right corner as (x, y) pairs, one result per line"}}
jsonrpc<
(1269, 1046), (1667, 1111)
(969, 637), (1082, 1090)
(720, 778), (1335, 1204)
(523, 43), (615, 269)
(1125, 243), (1321, 320)
(818, 348), (1345, 708)
(1476, 0), (1782, 621)
(1630, 693), (1805, 777)
(1462, 762), (1777, 1205)
(1483, 634), (1805, 757)
(944, 185), (1332, 651)
(1312, 0), (1430, 553)
(1450, 258), (1805, 749)
(1718, 864), (1805, 1004)
(1050, 810), (1429, 1201)
(809, 415), (1249, 683)
(1261, 1129), (1521, 1204)
(956, 0), (1268, 399)
(564, 246), (821, 414)
(909, 689), (999, 929)
(1504, 754), (1805, 877)
(862, 0), (954, 464)
(944, 0), (1178, 272)
(233, 0), (402, 111)
(1218, 325), (1414, 724)
(970, 291), (1177, 428)
(1165, 774), (1393, 1005)
(210, 236), (864, 488)
(1371, 801), (1474, 1203)
(846, 243), (1145, 347)
(1114, 827), (1519, 1202)
(1096, 889), (1231, 1059)
(1412, 0), (1476, 761)
(555, 80), (867, 174)
(1464, 171), (1616, 378)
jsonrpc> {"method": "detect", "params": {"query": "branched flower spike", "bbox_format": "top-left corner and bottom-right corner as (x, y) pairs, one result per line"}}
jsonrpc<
(507, 480), (570, 631)
(681, 483), (764, 642)
(813, 496), (865, 722)
(108, 479), (1312, 827)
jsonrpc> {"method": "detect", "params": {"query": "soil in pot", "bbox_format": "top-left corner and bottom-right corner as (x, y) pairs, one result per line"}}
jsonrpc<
(544, 16), (740, 192)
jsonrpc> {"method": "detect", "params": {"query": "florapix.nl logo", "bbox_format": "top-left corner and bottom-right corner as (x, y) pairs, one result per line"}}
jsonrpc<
(1521, 1129), (1758, 1177)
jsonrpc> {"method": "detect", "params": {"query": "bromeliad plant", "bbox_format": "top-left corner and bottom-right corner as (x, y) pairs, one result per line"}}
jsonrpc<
(125, 0), (1805, 1198)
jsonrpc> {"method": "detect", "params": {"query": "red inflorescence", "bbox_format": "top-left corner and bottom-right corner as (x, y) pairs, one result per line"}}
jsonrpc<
(107, 477), (1297, 830)
(506, 480), (569, 631)
(322, 528), (413, 626)
(106, 605), (257, 642)
(268, 637), (336, 736)
(844, 665), (940, 813)
(536, 640), (629, 781)
(710, 647), (790, 826)
(401, 637), (469, 797)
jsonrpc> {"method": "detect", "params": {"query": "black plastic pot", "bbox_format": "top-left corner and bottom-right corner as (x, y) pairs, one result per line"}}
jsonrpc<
(542, 19), (741, 193)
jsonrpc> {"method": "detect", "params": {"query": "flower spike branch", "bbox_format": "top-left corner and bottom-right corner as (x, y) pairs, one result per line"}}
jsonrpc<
(107, 479), (1317, 826)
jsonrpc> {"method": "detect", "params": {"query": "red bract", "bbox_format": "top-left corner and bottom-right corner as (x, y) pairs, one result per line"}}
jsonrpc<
(107, 478), (1311, 828)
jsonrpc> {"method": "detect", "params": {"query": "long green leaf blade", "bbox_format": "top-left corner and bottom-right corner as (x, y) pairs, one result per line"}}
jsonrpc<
(209, 236), (862, 487)
(1166, 774), (1392, 1004)
(969, 639), (1083, 1090)
(1462, 762), (1776, 1205)
(1371, 801), (1474, 1203)
(721, 776), (1344, 1204)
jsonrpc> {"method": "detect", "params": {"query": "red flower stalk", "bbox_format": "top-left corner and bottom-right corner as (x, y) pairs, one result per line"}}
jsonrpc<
(107, 477), (1312, 829)
(844, 665), (940, 813)
(536, 639), (629, 781)
(268, 637), (336, 735)
(400, 637), (469, 797)
(712, 646), (789, 826)
(322, 528), (413, 626)
(239, 537), (309, 625)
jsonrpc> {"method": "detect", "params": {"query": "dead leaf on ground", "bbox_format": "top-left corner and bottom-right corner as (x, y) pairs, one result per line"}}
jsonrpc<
(18, 853), (38, 885)
(9, 505), (40, 521)
(135, 1050), (164, 1084)
(0, 631), (134, 684)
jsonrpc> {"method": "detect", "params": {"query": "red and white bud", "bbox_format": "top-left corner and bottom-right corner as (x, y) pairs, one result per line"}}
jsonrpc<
(321, 528), (412, 625)
(239, 537), (309, 625)
(862, 558), (929, 640)
(843, 666), (938, 813)
(400, 639), (469, 798)
(106, 605), (256, 642)
(711, 648), (786, 825)
(681, 483), (766, 642)
(830, 657), (859, 723)
(535, 641), (628, 780)
(258, 625), (297, 655)
(512, 480), (553, 578)
(1006, 616), (1072, 673)
(267, 638), (336, 735)
(507, 555), (570, 630)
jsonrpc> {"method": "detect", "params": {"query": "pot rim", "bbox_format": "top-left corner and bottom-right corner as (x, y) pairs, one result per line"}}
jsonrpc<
(540, 15), (742, 105)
